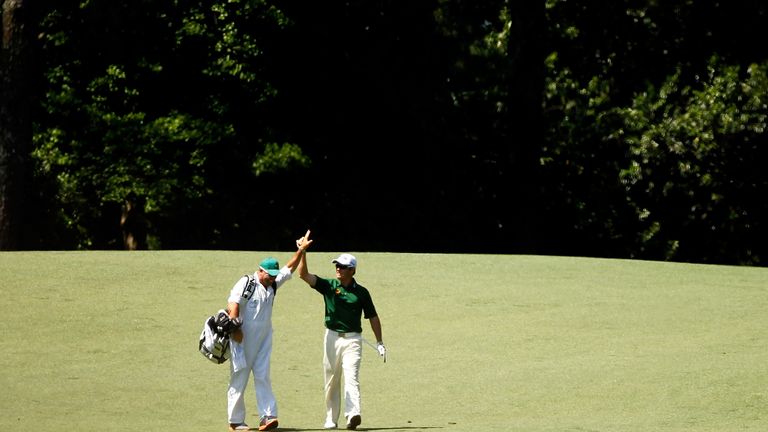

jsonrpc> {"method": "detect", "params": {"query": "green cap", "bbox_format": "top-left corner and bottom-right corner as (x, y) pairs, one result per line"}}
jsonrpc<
(259, 257), (280, 277)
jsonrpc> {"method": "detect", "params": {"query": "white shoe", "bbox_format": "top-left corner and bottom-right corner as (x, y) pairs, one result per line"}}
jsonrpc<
(324, 421), (338, 429)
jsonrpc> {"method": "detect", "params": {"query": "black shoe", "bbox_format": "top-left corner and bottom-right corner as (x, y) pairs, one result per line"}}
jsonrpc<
(346, 415), (361, 430)
(258, 416), (278, 431)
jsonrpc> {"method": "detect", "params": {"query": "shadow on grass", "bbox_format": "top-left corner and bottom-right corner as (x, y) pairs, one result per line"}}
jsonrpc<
(279, 427), (443, 431)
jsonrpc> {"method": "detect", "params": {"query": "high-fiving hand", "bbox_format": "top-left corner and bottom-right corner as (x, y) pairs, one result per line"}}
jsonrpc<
(297, 229), (313, 251)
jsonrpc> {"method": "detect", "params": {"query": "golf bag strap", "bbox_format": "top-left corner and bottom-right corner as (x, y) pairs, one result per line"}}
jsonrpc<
(241, 274), (257, 300)
(241, 273), (278, 299)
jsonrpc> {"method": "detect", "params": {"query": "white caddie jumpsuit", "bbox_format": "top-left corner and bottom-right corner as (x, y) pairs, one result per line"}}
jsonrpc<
(226, 267), (292, 424)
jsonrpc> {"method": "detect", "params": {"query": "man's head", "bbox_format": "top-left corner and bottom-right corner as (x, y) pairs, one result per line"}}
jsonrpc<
(258, 257), (280, 283)
(332, 253), (357, 280)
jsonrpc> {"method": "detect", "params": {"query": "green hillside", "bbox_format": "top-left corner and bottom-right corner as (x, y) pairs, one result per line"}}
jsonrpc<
(1, 251), (766, 431)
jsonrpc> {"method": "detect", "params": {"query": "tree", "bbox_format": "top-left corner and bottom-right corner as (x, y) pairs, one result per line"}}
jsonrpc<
(0, 0), (34, 250)
(541, 0), (768, 264)
(19, 0), (768, 264)
(616, 58), (768, 264)
(32, 0), (308, 249)
(427, 1), (545, 252)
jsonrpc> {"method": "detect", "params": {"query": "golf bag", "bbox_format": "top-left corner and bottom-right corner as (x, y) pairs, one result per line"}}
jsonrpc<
(199, 275), (255, 364)
(199, 309), (239, 364)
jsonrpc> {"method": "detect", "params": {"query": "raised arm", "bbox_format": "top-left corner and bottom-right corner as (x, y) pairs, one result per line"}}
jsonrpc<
(286, 229), (313, 273)
(298, 237), (318, 288)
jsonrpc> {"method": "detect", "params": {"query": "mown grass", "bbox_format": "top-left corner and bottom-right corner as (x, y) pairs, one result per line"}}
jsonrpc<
(1, 251), (766, 432)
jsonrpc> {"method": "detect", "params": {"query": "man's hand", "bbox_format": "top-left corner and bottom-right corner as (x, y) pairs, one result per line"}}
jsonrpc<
(377, 342), (387, 361)
(296, 229), (313, 251)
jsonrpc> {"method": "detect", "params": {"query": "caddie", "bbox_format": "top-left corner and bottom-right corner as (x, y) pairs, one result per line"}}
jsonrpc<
(225, 230), (313, 432)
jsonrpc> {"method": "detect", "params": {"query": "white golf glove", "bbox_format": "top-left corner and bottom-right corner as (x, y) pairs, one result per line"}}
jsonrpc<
(376, 342), (387, 360)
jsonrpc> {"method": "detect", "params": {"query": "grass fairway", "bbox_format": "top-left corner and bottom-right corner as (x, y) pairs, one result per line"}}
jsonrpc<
(1, 251), (766, 432)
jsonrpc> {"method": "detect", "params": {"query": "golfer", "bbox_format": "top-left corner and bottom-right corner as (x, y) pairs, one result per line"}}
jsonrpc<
(297, 245), (386, 430)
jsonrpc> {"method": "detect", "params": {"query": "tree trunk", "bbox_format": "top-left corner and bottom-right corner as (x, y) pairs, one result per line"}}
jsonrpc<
(0, 0), (33, 250)
(503, 1), (545, 253)
(120, 193), (148, 250)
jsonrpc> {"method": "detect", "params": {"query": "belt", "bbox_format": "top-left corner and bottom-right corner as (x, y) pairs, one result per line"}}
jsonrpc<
(331, 330), (360, 338)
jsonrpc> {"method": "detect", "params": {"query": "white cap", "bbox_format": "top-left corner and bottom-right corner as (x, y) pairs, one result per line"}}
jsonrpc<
(332, 253), (357, 268)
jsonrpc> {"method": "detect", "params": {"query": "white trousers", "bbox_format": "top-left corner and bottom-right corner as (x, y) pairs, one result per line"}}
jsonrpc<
(323, 329), (362, 426)
(227, 322), (276, 424)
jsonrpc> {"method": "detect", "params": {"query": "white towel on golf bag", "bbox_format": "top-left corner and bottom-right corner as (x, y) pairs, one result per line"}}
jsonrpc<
(230, 341), (246, 372)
